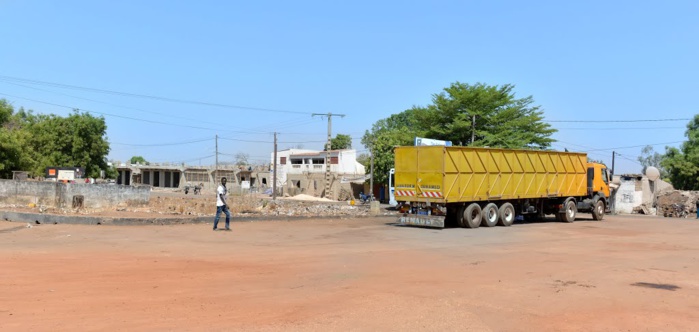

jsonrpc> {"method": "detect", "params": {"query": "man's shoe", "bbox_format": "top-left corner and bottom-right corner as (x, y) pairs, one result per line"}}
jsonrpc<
(213, 228), (217, 231)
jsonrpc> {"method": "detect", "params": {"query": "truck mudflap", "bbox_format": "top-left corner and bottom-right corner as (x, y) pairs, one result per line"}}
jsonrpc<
(399, 214), (445, 228)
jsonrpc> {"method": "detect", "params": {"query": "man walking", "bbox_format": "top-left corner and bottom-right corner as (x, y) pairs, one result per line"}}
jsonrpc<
(213, 177), (231, 231)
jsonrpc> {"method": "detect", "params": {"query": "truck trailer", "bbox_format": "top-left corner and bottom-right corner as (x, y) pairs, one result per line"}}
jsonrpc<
(395, 146), (611, 228)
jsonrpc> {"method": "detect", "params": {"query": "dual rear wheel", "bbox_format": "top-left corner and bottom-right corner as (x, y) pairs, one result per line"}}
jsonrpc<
(458, 202), (515, 228)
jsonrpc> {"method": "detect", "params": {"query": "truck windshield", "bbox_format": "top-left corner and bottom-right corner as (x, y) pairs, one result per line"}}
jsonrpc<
(601, 168), (609, 184)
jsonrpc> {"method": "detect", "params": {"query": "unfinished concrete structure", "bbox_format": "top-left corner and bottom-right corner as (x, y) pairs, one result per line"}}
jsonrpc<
(115, 163), (269, 193)
(612, 174), (673, 215)
(270, 149), (367, 200)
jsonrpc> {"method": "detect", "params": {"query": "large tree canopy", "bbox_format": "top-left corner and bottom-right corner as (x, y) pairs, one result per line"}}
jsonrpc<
(0, 100), (112, 179)
(661, 115), (699, 190)
(419, 82), (556, 148)
(362, 82), (556, 184)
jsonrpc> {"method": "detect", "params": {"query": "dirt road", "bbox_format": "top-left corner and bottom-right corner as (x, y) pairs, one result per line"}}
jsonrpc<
(2, 215), (698, 331)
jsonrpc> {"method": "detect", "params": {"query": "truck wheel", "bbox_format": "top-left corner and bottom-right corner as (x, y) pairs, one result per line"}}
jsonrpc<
(464, 203), (482, 228)
(592, 200), (605, 221)
(482, 203), (498, 227)
(457, 205), (467, 228)
(562, 200), (577, 223)
(498, 203), (515, 226)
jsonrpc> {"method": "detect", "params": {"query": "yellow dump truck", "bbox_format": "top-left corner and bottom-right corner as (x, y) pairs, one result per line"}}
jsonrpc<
(395, 146), (611, 228)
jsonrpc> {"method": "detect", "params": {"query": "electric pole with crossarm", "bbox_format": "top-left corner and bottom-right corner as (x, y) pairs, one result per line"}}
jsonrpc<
(312, 112), (345, 199)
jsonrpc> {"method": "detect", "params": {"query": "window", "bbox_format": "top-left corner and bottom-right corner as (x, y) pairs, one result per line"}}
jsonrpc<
(280, 157), (287, 164)
(330, 157), (339, 164)
(143, 171), (150, 185)
(601, 168), (609, 184)
(185, 171), (209, 183)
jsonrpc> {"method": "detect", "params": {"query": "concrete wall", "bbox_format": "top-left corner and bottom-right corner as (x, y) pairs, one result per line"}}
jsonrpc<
(615, 179), (643, 214)
(0, 180), (150, 209)
(613, 176), (674, 215)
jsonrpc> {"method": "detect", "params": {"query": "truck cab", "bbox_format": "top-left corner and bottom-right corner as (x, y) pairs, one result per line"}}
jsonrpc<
(586, 162), (611, 199)
(578, 162), (612, 219)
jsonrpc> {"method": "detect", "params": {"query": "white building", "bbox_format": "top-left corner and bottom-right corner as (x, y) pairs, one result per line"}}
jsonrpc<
(270, 149), (367, 199)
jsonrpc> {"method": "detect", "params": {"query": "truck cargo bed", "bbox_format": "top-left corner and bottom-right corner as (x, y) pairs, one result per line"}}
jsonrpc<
(394, 146), (588, 203)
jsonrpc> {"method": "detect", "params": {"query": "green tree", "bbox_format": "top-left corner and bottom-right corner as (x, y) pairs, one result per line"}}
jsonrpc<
(25, 110), (112, 178)
(329, 134), (352, 150)
(421, 82), (556, 148)
(637, 145), (667, 179)
(362, 82), (556, 184)
(129, 156), (148, 165)
(0, 101), (34, 178)
(361, 110), (426, 183)
(661, 115), (699, 190)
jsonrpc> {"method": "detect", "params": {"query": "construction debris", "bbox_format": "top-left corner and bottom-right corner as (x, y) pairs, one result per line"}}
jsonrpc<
(656, 190), (699, 218)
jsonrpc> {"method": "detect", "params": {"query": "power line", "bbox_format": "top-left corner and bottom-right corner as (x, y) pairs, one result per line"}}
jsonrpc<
(586, 141), (683, 152)
(0, 80), (249, 131)
(556, 126), (685, 131)
(0, 92), (222, 130)
(0, 74), (315, 115)
(0, 92), (314, 135)
(111, 137), (213, 147)
(218, 136), (328, 144)
(549, 118), (690, 123)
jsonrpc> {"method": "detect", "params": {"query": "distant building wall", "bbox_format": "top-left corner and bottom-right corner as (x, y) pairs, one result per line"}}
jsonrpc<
(615, 179), (642, 214)
(613, 175), (674, 215)
(0, 180), (150, 209)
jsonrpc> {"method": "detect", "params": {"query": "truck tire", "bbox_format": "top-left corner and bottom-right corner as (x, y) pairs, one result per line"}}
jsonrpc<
(464, 203), (482, 228)
(498, 203), (515, 226)
(592, 199), (605, 221)
(457, 205), (467, 227)
(562, 200), (577, 223)
(482, 203), (498, 227)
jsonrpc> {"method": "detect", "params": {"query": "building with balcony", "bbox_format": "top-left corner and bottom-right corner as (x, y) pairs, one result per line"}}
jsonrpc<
(270, 149), (367, 200)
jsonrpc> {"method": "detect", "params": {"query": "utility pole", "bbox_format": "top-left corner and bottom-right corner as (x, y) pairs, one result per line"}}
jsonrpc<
(370, 145), (374, 200)
(611, 150), (616, 215)
(312, 112), (345, 199)
(215, 134), (219, 186)
(273, 132), (278, 200)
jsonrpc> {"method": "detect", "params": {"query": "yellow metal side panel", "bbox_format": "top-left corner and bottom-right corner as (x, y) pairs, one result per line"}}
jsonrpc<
(395, 146), (589, 203)
(443, 148), (460, 202)
(416, 147), (445, 197)
(394, 147), (418, 200)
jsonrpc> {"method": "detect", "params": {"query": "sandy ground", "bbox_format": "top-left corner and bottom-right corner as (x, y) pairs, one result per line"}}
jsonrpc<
(1, 215), (699, 331)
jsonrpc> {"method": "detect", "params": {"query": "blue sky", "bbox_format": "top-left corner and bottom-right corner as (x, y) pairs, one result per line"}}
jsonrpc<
(1, 0), (697, 174)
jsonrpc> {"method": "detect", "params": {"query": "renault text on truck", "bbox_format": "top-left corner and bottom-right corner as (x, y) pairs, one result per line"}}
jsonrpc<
(395, 146), (611, 228)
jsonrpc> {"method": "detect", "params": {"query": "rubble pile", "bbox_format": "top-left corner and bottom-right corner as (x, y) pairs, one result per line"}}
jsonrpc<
(656, 190), (699, 218)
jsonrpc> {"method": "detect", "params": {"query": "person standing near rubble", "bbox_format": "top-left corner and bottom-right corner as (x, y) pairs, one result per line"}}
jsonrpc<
(213, 177), (231, 231)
